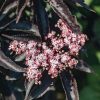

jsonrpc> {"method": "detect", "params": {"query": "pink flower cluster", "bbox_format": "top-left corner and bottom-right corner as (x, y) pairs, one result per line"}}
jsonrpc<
(9, 19), (87, 84)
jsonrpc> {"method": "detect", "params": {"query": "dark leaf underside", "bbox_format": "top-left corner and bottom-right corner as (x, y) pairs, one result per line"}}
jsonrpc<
(60, 70), (79, 100)
(0, 50), (25, 72)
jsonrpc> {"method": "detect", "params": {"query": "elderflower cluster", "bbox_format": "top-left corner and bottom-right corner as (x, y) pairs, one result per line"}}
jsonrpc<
(9, 19), (87, 84)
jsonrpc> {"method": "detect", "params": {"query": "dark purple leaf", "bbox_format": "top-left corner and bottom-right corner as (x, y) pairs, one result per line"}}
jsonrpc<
(24, 80), (34, 100)
(0, 1), (17, 32)
(16, 0), (30, 23)
(0, 74), (16, 100)
(48, 0), (81, 33)
(60, 70), (79, 100)
(0, 50), (25, 72)
(0, 0), (7, 12)
(34, 0), (49, 39)
(75, 60), (93, 73)
(72, 0), (84, 3)
(0, 19), (16, 31)
(7, 21), (41, 37)
(15, 53), (26, 62)
(0, 1), (17, 22)
(2, 33), (41, 42)
(72, 0), (94, 12)
(24, 72), (54, 100)
(0, 67), (17, 81)
(1, 21), (42, 42)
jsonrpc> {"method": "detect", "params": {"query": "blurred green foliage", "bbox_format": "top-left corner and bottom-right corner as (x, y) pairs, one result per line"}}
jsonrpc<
(56, 0), (100, 100)
(78, 0), (100, 100)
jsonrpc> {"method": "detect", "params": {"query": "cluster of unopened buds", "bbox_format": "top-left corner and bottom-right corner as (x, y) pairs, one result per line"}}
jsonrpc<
(9, 19), (87, 84)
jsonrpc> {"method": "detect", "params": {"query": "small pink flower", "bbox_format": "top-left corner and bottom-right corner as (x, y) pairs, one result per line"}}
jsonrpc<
(51, 38), (64, 50)
(25, 66), (42, 84)
(78, 34), (87, 46)
(9, 40), (18, 51)
(18, 41), (26, 52)
(69, 43), (81, 55)
(68, 58), (78, 68)
(60, 53), (71, 63)
(47, 31), (56, 39)
(48, 67), (58, 78)
(64, 37), (71, 45)
(27, 41), (37, 50)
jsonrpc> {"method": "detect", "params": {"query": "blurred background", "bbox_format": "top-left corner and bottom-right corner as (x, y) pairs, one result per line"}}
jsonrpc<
(78, 0), (100, 100)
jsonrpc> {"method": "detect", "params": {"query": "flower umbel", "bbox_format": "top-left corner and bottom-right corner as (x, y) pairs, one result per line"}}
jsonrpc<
(9, 19), (87, 84)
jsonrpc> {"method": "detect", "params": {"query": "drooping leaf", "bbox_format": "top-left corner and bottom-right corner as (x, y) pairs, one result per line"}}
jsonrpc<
(72, 0), (84, 2)
(1, 33), (41, 42)
(25, 72), (54, 100)
(0, 73), (16, 100)
(60, 70), (79, 100)
(0, 66), (17, 81)
(75, 60), (93, 73)
(0, 0), (7, 12)
(16, 0), (30, 23)
(15, 53), (26, 62)
(0, 1), (17, 22)
(13, 76), (25, 92)
(71, 0), (94, 12)
(36, 85), (55, 99)
(24, 80), (35, 100)
(48, 0), (81, 33)
(0, 1), (17, 32)
(0, 49), (25, 72)
(34, 0), (49, 39)
(7, 21), (41, 37)
(0, 18), (16, 32)
(1, 21), (42, 42)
